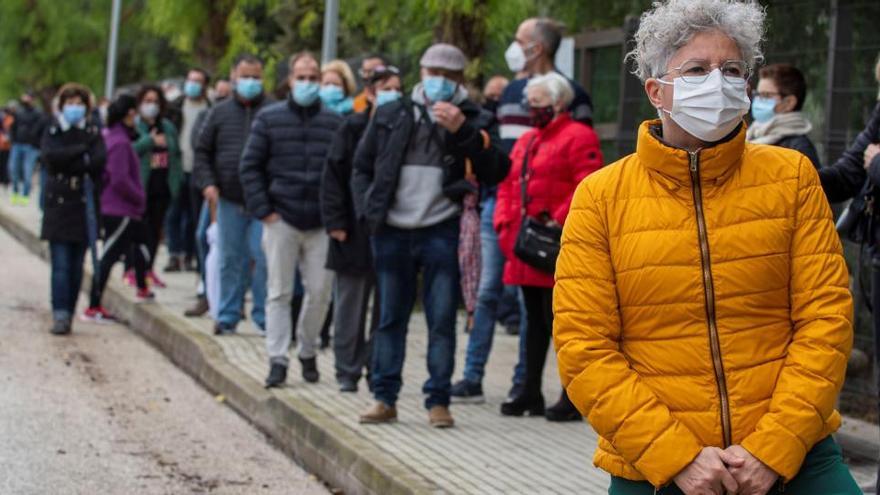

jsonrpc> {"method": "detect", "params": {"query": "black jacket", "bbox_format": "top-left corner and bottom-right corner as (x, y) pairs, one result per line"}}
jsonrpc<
(321, 111), (372, 273)
(240, 96), (343, 229)
(776, 134), (821, 170)
(819, 102), (880, 204)
(11, 105), (46, 147)
(351, 98), (511, 234)
(193, 94), (271, 205)
(40, 118), (106, 243)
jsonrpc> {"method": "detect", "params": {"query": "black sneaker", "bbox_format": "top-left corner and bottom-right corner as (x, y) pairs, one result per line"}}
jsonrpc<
(213, 322), (237, 336)
(300, 357), (319, 383)
(545, 390), (581, 422)
(163, 256), (182, 273)
(265, 363), (288, 388)
(450, 379), (485, 404)
(338, 377), (358, 393)
(50, 319), (71, 336)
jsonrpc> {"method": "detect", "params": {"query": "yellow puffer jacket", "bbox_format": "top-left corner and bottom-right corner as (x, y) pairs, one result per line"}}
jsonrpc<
(553, 120), (853, 487)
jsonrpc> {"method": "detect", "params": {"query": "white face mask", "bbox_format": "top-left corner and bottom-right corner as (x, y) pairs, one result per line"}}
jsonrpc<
(505, 42), (527, 73)
(658, 68), (750, 143)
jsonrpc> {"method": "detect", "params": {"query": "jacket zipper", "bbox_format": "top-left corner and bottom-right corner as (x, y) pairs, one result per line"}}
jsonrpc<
(689, 151), (732, 448)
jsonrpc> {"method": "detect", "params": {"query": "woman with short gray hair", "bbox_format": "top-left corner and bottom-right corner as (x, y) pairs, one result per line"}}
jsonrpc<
(553, 0), (859, 493)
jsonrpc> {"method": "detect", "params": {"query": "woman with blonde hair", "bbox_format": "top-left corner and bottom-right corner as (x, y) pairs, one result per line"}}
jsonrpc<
(554, 0), (858, 493)
(320, 60), (357, 115)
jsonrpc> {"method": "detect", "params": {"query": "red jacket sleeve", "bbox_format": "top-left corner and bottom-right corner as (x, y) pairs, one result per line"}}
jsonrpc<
(553, 126), (603, 225)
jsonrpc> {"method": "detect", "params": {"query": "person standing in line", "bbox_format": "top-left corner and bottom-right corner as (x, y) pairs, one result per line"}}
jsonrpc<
(194, 54), (272, 334)
(352, 44), (510, 428)
(129, 85), (182, 289)
(82, 94), (150, 323)
(481, 75), (509, 115)
(240, 51), (342, 388)
(451, 17), (593, 414)
(352, 54), (387, 114)
(322, 65), (402, 393)
(555, 1), (858, 492)
(493, 72), (602, 420)
(7, 91), (46, 206)
(165, 68), (211, 273)
(40, 83), (106, 335)
(0, 104), (13, 187)
(319, 60), (357, 116)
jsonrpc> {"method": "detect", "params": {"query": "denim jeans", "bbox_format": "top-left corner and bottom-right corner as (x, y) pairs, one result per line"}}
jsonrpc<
(371, 219), (460, 409)
(165, 172), (195, 257)
(216, 198), (266, 328)
(7, 143), (38, 196)
(50, 241), (87, 321)
(195, 200), (210, 291)
(462, 196), (527, 386)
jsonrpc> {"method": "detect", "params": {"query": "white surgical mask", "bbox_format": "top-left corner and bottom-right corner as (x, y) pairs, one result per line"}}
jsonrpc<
(658, 68), (750, 143)
(505, 42), (527, 73)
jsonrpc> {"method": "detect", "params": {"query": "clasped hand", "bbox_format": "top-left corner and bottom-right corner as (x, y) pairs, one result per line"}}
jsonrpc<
(674, 445), (778, 495)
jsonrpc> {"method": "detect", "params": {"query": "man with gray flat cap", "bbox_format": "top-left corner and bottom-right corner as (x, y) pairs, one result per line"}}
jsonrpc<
(352, 43), (510, 428)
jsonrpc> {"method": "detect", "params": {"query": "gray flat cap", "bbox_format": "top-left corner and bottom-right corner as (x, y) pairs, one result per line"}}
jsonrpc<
(420, 43), (467, 71)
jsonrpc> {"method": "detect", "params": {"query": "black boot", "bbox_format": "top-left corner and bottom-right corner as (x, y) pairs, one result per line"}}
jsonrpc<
(264, 363), (288, 388)
(50, 319), (71, 336)
(300, 357), (319, 383)
(545, 390), (581, 422)
(500, 394), (544, 417)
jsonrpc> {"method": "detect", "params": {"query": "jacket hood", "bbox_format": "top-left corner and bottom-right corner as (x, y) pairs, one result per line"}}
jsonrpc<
(637, 119), (746, 187)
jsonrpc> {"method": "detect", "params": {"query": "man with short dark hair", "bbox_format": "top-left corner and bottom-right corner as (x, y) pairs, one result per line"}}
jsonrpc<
(352, 54), (386, 113)
(240, 52), (342, 389)
(193, 55), (271, 331)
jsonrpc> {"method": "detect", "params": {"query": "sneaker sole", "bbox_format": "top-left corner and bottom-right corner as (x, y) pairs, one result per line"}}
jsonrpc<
(359, 417), (397, 425)
(78, 315), (115, 325)
(430, 420), (455, 428)
(451, 395), (485, 405)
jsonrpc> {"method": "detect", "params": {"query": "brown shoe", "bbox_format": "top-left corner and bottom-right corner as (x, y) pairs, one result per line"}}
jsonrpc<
(359, 402), (397, 424)
(428, 405), (455, 428)
(184, 297), (209, 317)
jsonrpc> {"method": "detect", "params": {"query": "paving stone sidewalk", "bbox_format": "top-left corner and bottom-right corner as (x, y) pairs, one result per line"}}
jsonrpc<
(2, 188), (876, 493)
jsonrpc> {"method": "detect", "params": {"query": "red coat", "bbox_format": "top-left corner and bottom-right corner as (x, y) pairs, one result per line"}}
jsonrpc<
(495, 113), (602, 288)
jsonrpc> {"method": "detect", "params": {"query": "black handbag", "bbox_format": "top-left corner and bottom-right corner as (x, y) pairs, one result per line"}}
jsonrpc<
(513, 136), (562, 273)
(835, 181), (875, 244)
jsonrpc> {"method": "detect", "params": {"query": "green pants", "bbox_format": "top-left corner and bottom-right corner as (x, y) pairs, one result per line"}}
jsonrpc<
(609, 436), (862, 494)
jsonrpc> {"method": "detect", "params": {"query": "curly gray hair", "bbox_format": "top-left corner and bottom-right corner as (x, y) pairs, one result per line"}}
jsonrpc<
(627, 0), (766, 82)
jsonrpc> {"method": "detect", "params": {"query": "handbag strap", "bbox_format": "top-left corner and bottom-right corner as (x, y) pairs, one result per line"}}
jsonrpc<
(520, 135), (537, 218)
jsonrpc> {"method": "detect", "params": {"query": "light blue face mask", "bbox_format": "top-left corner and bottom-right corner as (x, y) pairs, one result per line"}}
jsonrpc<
(236, 78), (263, 101)
(319, 85), (345, 105)
(292, 81), (320, 107)
(422, 76), (456, 102)
(184, 80), (202, 99)
(750, 96), (777, 123)
(62, 104), (86, 126)
(376, 90), (402, 107)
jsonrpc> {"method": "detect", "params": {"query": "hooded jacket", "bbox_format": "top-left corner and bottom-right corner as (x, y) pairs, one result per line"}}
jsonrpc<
(100, 123), (146, 219)
(553, 120), (853, 487)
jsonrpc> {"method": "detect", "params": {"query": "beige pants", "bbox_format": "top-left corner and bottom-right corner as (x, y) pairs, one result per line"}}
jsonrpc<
(262, 219), (332, 365)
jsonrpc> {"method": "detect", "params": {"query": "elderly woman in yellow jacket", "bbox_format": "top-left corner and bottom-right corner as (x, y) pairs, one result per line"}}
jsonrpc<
(553, 1), (858, 494)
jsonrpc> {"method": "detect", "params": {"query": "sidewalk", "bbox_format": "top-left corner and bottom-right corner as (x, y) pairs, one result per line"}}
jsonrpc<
(1, 189), (875, 494)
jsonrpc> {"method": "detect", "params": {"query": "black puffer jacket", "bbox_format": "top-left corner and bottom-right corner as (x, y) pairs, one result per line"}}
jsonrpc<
(40, 118), (107, 242)
(819, 102), (880, 204)
(776, 134), (821, 170)
(321, 110), (372, 273)
(11, 104), (46, 147)
(193, 94), (271, 205)
(240, 96), (342, 229)
(351, 98), (511, 234)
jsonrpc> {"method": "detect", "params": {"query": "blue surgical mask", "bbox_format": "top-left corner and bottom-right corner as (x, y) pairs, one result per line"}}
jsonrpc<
(292, 81), (320, 107)
(422, 76), (456, 102)
(184, 80), (203, 99)
(236, 77), (263, 101)
(750, 96), (777, 123)
(319, 85), (345, 105)
(62, 104), (86, 126)
(376, 90), (402, 107)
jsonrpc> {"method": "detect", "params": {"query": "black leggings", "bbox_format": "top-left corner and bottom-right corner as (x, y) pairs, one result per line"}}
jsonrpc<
(521, 286), (554, 401)
(125, 195), (170, 272)
(90, 215), (147, 307)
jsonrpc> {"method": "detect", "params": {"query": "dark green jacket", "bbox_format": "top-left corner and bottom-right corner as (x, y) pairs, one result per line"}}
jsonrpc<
(134, 118), (183, 198)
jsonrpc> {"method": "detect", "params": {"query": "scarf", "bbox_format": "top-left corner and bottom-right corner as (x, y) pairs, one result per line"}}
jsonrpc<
(746, 111), (813, 145)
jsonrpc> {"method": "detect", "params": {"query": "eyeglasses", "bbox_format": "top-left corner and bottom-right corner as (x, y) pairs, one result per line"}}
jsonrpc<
(659, 59), (750, 84)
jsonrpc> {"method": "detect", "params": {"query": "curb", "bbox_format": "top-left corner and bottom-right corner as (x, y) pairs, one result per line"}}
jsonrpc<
(0, 206), (437, 495)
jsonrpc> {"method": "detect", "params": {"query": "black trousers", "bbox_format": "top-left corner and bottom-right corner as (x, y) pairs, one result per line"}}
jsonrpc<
(126, 194), (170, 272)
(521, 285), (554, 401)
(90, 215), (146, 307)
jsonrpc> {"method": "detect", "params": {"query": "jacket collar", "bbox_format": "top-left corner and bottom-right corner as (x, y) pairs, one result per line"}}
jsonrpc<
(287, 94), (321, 118)
(636, 119), (746, 186)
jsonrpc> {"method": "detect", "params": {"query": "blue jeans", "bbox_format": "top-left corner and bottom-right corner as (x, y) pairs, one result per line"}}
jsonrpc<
(165, 172), (195, 257)
(462, 196), (527, 386)
(216, 198), (266, 328)
(50, 241), (87, 321)
(7, 143), (38, 196)
(371, 219), (460, 409)
(195, 200), (210, 291)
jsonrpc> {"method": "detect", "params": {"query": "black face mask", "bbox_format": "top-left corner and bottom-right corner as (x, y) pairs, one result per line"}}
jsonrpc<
(483, 98), (499, 114)
(529, 105), (555, 129)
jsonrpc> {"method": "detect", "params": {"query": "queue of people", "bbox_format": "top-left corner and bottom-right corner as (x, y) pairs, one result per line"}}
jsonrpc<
(15, 2), (880, 489)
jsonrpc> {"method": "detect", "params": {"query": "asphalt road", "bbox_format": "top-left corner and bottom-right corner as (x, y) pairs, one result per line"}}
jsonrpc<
(0, 228), (328, 495)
